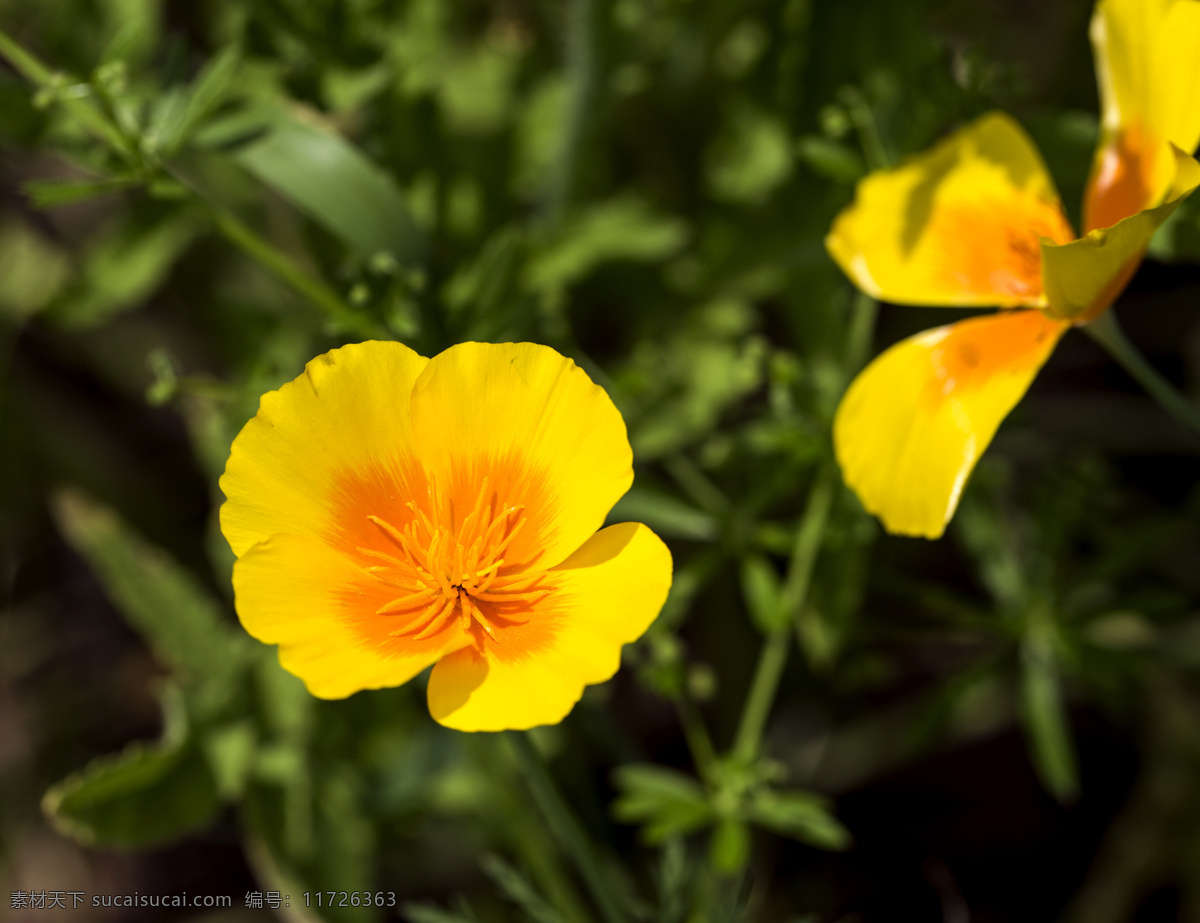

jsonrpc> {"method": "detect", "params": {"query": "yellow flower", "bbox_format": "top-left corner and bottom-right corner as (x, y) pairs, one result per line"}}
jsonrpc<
(220, 340), (672, 731)
(826, 0), (1200, 539)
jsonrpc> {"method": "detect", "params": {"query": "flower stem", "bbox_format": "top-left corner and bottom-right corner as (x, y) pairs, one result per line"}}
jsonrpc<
(732, 464), (837, 764)
(1084, 310), (1200, 439)
(508, 732), (627, 923)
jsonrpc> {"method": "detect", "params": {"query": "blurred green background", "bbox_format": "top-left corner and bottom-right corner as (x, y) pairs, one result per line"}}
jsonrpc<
(4, 0), (1200, 920)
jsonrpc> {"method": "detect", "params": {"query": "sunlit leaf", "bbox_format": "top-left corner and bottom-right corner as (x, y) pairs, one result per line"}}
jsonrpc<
(51, 488), (249, 697)
(235, 111), (425, 263)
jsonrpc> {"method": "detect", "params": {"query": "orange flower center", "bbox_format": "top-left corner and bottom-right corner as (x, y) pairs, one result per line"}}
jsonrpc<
(932, 194), (1075, 302)
(357, 476), (549, 646)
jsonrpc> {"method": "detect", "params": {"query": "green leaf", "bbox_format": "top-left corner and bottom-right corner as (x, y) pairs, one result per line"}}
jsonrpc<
(480, 854), (566, 923)
(204, 720), (258, 799)
(235, 111), (424, 264)
(608, 488), (718, 541)
(43, 688), (220, 848)
(51, 489), (249, 698)
(524, 195), (688, 292)
(794, 135), (865, 183)
(48, 212), (198, 328)
(1020, 630), (1079, 803)
(612, 764), (713, 843)
(708, 818), (750, 875)
(23, 175), (138, 208)
(740, 554), (785, 634)
(705, 103), (793, 204)
(746, 789), (852, 851)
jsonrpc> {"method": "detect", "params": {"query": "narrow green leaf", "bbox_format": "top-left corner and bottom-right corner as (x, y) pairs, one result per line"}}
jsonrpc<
(235, 112), (424, 263)
(51, 489), (249, 693)
(740, 554), (785, 634)
(746, 789), (852, 851)
(1020, 633), (1080, 803)
(168, 45), (241, 152)
(23, 175), (138, 208)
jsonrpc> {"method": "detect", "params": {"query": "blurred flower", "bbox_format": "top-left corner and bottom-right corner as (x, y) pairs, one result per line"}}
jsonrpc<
(220, 341), (672, 731)
(825, 0), (1200, 539)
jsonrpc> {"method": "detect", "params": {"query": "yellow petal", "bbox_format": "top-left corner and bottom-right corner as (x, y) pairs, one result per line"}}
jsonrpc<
(826, 111), (1074, 308)
(834, 310), (1067, 539)
(408, 342), (633, 571)
(1086, 0), (1200, 229)
(427, 522), (672, 731)
(1045, 145), (1200, 322)
(233, 533), (471, 698)
(220, 341), (429, 558)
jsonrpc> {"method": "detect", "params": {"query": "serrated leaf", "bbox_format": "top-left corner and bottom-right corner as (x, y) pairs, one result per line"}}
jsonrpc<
(51, 488), (249, 697)
(746, 789), (852, 851)
(235, 111), (424, 264)
(43, 688), (219, 848)
(480, 854), (566, 923)
(613, 764), (713, 842)
(740, 554), (785, 633)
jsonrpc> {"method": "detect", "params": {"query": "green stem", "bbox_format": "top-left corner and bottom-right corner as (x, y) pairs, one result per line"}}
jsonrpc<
(0, 26), (135, 159)
(732, 466), (837, 764)
(200, 200), (380, 337)
(675, 694), (718, 780)
(732, 627), (791, 764)
(1085, 310), (1200, 439)
(508, 733), (627, 923)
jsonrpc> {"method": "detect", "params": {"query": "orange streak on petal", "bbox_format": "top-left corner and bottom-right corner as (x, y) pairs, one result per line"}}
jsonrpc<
(1084, 123), (1156, 232)
(928, 194), (1074, 302)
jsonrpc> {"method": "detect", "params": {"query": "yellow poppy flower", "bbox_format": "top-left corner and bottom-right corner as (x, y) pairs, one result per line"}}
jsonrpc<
(826, 0), (1200, 539)
(220, 340), (672, 731)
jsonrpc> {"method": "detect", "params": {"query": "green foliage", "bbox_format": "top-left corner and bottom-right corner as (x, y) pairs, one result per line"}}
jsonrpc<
(7, 0), (1200, 919)
(42, 687), (220, 848)
(233, 113), (425, 264)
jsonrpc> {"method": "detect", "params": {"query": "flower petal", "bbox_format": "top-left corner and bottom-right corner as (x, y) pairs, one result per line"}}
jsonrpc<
(834, 310), (1067, 539)
(233, 533), (471, 698)
(1086, 0), (1200, 229)
(826, 112), (1074, 308)
(408, 342), (633, 571)
(1045, 145), (1200, 322)
(220, 341), (429, 558)
(426, 522), (671, 731)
